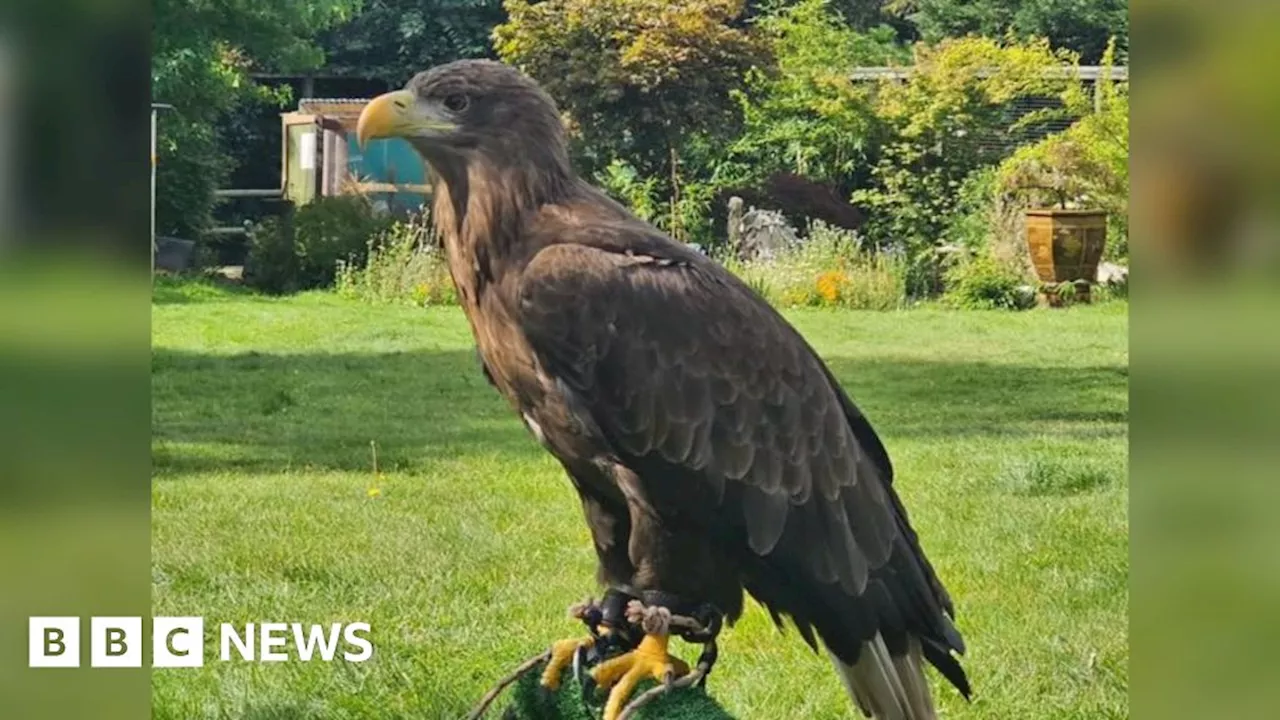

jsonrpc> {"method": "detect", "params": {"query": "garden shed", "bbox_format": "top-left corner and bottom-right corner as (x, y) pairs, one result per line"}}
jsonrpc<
(281, 98), (431, 214)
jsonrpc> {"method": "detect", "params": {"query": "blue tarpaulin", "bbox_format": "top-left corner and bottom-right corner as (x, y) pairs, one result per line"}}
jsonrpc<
(347, 135), (430, 215)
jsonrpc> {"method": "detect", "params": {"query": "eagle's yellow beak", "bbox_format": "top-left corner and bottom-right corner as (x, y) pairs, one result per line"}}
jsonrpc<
(356, 90), (457, 149)
(356, 90), (417, 149)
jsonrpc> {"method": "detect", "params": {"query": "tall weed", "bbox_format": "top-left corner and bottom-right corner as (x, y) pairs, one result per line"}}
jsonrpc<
(729, 222), (906, 310)
(335, 212), (457, 306)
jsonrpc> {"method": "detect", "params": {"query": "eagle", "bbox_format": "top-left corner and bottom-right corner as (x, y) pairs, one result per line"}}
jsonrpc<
(357, 60), (970, 720)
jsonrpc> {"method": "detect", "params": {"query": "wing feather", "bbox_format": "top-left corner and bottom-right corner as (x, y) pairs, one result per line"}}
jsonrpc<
(520, 237), (897, 574)
(516, 227), (966, 695)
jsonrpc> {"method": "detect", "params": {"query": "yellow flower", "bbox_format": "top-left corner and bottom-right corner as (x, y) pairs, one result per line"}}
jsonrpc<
(815, 271), (847, 305)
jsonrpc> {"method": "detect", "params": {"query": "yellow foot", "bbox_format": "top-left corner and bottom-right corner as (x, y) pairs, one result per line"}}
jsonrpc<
(590, 633), (690, 720)
(539, 635), (595, 690)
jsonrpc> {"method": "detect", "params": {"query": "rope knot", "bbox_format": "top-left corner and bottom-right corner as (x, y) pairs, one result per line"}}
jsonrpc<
(625, 599), (673, 636)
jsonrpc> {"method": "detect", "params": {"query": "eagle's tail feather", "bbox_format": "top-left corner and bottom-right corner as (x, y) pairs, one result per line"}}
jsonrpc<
(828, 634), (937, 720)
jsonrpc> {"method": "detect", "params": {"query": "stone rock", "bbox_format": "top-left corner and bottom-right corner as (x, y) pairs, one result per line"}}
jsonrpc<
(1014, 284), (1038, 309)
(738, 208), (799, 261)
(154, 236), (196, 272)
(1096, 261), (1129, 285)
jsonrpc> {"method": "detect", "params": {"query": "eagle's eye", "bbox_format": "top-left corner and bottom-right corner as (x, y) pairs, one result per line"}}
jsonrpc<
(443, 94), (470, 113)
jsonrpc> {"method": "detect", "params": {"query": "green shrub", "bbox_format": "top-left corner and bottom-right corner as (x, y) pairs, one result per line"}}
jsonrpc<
(726, 0), (902, 186)
(494, 0), (768, 225)
(245, 196), (394, 294)
(943, 253), (1035, 310)
(852, 36), (1085, 295)
(942, 167), (1034, 276)
(944, 167), (997, 252)
(242, 215), (300, 295)
(335, 212), (457, 306)
(155, 117), (232, 241)
(596, 159), (661, 224)
(1092, 276), (1129, 303)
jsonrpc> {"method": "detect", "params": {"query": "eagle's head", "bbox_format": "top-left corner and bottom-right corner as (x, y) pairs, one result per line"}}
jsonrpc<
(356, 59), (569, 175)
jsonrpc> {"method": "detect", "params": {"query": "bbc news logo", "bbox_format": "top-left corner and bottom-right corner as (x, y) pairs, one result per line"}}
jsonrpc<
(29, 617), (373, 668)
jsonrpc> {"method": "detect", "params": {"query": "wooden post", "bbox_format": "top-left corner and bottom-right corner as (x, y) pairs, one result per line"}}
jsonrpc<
(321, 125), (337, 196)
(150, 103), (174, 278)
(330, 127), (349, 195)
(151, 106), (157, 278)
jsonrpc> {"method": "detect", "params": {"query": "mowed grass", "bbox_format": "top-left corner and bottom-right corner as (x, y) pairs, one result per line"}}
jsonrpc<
(151, 278), (1128, 719)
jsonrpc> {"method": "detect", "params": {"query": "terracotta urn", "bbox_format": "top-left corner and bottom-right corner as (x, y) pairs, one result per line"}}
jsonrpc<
(1025, 209), (1107, 305)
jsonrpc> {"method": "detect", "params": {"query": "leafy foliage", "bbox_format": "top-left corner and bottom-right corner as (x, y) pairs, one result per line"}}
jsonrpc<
(943, 166), (1032, 272)
(582, 0), (906, 251)
(245, 196), (394, 294)
(943, 167), (998, 251)
(869, 36), (1083, 143)
(595, 160), (662, 224)
(336, 212), (459, 306)
(152, 0), (358, 238)
(495, 0), (770, 240)
(851, 36), (1083, 294)
(823, 0), (920, 37)
(495, 0), (768, 168)
(997, 43), (1129, 259)
(907, 0), (1129, 64)
(320, 0), (507, 86)
(152, 120), (234, 240)
(722, 0), (906, 189)
(153, 0), (1129, 306)
(943, 252), (1034, 310)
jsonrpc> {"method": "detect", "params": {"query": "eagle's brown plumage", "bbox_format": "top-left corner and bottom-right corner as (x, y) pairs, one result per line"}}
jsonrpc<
(360, 59), (970, 718)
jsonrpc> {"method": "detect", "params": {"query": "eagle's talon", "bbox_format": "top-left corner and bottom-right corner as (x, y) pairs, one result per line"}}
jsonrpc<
(540, 636), (594, 691)
(589, 633), (689, 720)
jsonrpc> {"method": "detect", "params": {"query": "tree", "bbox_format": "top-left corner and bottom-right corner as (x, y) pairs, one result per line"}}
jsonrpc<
(319, 0), (507, 87)
(814, 0), (919, 40)
(152, 0), (358, 238)
(723, 0), (907, 189)
(494, 0), (771, 240)
(850, 36), (1084, 293)
(745, 0), (918, 38)
(901, 0), (1128, 64)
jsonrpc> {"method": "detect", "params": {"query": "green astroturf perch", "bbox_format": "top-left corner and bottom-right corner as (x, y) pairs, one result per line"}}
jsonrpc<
(506, 661), (736, 720)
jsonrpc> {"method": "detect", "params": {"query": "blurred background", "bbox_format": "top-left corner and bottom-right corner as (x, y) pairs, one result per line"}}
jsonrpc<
(0, 0), (149, 717)
(1127, 3), (1280, 719)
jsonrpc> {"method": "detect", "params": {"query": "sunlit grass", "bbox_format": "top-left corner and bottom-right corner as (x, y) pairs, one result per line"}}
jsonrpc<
(152, 280), (1127, 719)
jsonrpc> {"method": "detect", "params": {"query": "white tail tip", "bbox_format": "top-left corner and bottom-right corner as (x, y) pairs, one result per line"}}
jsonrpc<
(828, 634), (937, 720)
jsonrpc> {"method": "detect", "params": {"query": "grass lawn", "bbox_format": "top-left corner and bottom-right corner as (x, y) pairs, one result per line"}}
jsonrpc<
(151, 278), (1129, 719)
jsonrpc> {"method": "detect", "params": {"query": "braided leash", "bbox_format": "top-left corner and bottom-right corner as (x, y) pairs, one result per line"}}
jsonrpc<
(464, 648), (552, 720)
